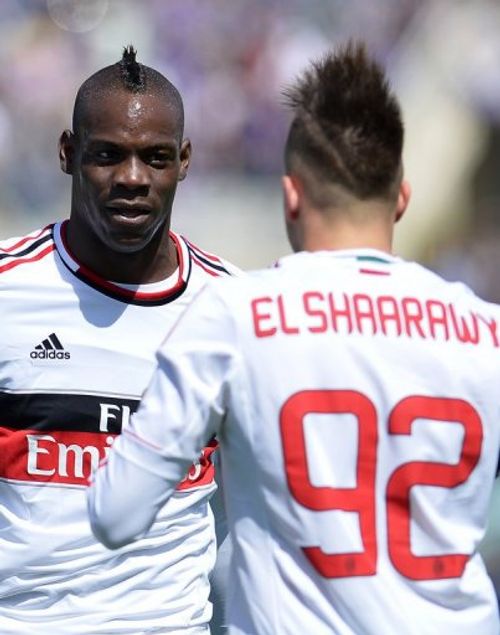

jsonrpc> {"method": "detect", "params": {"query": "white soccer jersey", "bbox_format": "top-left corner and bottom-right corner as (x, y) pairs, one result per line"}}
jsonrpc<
(89, 248), (500, 635)
(0, 220), (239, 634)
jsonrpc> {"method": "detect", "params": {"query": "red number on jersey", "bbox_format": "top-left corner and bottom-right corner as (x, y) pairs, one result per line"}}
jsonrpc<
(279, 390), (483, 580)
(280, 390), (378, 577)
(387, 396), (483, 580)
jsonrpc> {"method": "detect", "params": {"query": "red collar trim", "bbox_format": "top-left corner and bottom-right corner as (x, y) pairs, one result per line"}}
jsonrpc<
(55, 220), (188, 304)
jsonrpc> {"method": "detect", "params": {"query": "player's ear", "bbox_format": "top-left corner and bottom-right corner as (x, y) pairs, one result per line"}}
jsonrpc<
(178, 139), (191, 182)
(282, 174), (300, 223)
(59, 130), (75, 175)
(395, 179), (411, 223)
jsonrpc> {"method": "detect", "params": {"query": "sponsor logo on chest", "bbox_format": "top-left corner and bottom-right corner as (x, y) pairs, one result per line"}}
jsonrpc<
(0, 393), (215, 488)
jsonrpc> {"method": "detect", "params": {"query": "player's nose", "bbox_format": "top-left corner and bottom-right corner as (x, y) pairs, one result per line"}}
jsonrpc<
(113, 155), (150, 190)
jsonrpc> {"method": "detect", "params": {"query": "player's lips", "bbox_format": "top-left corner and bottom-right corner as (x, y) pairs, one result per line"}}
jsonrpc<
(105, 203), (153, 226)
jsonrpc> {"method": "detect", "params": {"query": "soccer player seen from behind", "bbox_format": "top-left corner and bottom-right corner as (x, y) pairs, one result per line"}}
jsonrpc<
(88, 43), (500, 634)
(0, 47), (238, 634)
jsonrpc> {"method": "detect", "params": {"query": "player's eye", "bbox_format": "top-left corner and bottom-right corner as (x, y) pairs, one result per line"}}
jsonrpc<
(147, 152), (172, 167)
(83, 145), (122, 165)
(94, 149), (119, 162)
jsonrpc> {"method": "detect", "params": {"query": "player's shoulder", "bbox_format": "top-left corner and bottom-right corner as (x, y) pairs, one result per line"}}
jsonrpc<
(175, 233), (242, 278)
(202, 259), (282, 301)
(409, 260), (500, 314)
(409, 260), (482, 296)
(0, 224), (55, 279)
(0, 224), (53, 250)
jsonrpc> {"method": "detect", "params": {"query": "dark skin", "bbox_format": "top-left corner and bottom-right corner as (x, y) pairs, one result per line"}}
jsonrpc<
(59, 89), (191, 283)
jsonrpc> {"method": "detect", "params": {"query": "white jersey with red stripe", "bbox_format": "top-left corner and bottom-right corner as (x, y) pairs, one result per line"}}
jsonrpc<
(0, 220), (239, 634)
(89, 249), (500, 635)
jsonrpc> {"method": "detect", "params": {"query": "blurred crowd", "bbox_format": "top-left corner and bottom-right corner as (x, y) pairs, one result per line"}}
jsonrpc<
(0, 0), (420, 216)
(0, 1), (499, 272)
(1, 0), (500, 597)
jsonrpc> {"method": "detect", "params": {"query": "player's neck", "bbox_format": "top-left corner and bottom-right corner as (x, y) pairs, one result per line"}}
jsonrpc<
(298, 201), (395, 254)
(65, 223), (179, 284)
(300, 221), (394, 254)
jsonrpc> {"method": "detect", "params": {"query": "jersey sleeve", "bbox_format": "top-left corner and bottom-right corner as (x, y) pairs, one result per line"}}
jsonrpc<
(87, 282), (240, 549)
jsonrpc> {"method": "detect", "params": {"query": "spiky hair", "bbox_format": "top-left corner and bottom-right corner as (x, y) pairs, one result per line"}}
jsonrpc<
(284, 41), (404, 202)
(119, 45), (146, 91)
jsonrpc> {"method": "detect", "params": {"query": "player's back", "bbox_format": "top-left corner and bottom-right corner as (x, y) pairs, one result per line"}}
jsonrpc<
(219, 248), (500, 634)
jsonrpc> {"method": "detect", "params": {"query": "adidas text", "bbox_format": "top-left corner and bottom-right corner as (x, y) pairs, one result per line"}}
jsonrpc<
(30, 350), (70, 360)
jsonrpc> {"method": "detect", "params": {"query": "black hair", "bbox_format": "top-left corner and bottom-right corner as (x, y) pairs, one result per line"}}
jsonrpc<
(283, 41), (404, 203)
(119, 45), (146, 92)
(72, 46), (184, 138)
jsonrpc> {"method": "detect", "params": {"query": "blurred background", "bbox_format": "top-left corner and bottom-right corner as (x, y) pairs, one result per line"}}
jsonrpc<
(1, 0), (500, 598)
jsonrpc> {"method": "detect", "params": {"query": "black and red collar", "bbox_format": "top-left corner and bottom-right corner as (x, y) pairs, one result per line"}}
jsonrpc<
(53, 220), (191, 306)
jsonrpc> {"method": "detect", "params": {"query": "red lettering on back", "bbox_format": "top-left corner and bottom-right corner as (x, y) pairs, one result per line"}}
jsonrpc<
(377, 296), (402, 336)
(426, 300), (449, 340)
(251, 297), (276, 338)
(476, 314), (499, 348)
(448, 305), (479, 345)
(303, 292), (328, 333)
(328, 292), (353, 333)
(401, 298), (425, 338)
(353, 294), (378, 335)
(277, 295), (300, 335)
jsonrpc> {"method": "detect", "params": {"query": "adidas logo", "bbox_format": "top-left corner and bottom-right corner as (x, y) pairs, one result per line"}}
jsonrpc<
(30, 333), (70, 360)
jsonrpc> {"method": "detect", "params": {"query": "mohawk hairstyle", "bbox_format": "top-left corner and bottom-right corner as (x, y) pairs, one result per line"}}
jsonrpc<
(283, 41), (404, 203)
(72, 46), (185, 140)
(119, 45), (146, 92)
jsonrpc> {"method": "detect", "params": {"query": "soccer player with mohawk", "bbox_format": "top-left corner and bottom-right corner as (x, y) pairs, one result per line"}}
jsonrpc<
(0, 47), (238, 634)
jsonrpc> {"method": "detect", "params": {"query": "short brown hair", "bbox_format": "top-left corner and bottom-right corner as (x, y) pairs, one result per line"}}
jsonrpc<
(283, 42), (404, 206)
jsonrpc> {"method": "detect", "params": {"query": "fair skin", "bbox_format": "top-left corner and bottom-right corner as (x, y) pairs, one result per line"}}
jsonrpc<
(282, 173), (411, 254)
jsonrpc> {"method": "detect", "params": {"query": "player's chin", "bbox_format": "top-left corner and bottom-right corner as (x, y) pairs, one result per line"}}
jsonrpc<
(107, 233), (153, 254)
(104, 221), (159, 253)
